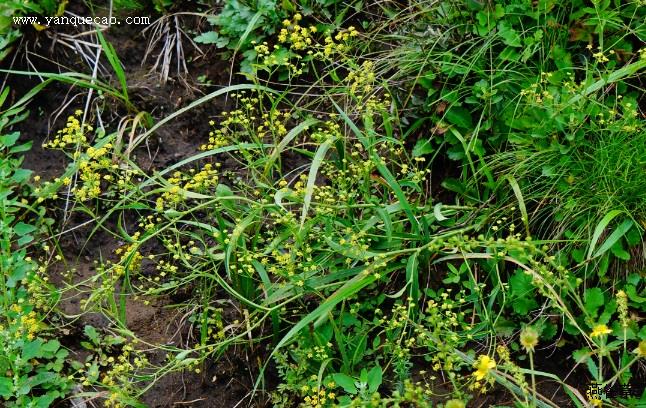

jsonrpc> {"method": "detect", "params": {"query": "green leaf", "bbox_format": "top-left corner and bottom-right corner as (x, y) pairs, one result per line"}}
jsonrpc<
(497, 21), (522, 47)
(625, 285), (646, 303)
(587, 210), (624, 260)
(506, 176), (529, 237)
(494, 317), (516, 337)
(301, 136), (335, 228)
(22, 339), (44, 360)
(332, 373), (357, 394)
(406, 252), (420, 302)
(584, 288), (604, 316)
(509, 270), (538, 314)
(445, 106), (473, 129)
(9, 141), (32, 154)
(351, 335), (367, 366)
(367, 365), (382, 393)
(610, 243), (630, 261)
(0, 131), (20, 147)
(11, 168), (32, 184)
(14, 222), (36, 237)
(41, 340), (60, 356)
(84, 325), (100, 344)
(412, 139), (434, 157)
(195, 31), (218, 44)
(433, 203), (448, 222)
(17, 234), (33, 246)
(593, 219), (633, 259)
(417, 71), (436, 89)
(195, 31), (229, 48)
(0, 377), (12, 398)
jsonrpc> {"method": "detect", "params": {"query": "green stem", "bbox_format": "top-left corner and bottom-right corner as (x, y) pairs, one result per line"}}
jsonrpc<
(529, 351), (537, 408)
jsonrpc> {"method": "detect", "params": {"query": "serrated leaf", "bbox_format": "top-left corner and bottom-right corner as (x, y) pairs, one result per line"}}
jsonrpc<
(41, 340), (60, 357)
(194, 31), (219, 44)
(412, 138), (434, 157)
(509, 270), (537, 314)
(584, 288), (604, 316)
(22, 339), (44, 360)
(497, 21), (521, 47)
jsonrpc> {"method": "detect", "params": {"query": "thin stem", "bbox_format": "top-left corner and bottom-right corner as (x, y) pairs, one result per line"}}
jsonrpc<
(529, 351), (537, 408)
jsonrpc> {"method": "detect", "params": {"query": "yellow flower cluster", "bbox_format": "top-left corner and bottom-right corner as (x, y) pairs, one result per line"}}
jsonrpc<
(200, 93), (290, 152)
(323, 26), (357, 57)
(74, 142), (116, 201)
(261, 239), (316, 279)
(301, 382), (336, 407)
(519, 72), (557, 104)
(206, 308), (226, 341)
(347, 61), (376, 97)
(8, 304), (40, 340)
(617, 290), (629, 328)
(589, 46), (614, 63)
(344, 61), (391, 115)
(277, 14), (316, 51)
(42, 111), (91, 149)
(414, 291), (469, 373)
(472, 354), (495, 383)
(113, 233), (143, 276)
(99, 343), (150, 407)
(155, 163), (219, 211)
(199, 119), (230, 151)
(250, 13), (358, 75)
(43, 110), (142, 202)
(495, 345), (529, 396)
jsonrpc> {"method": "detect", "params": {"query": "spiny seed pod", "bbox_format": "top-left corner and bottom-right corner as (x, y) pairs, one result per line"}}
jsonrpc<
(520, 326), (539, 353)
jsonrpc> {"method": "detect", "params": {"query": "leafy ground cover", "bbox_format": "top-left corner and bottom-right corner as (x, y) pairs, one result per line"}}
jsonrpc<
(0, 0), (645, 407)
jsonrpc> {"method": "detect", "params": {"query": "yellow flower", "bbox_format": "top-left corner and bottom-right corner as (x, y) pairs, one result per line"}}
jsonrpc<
(590, 324), (612, 338)
(635, 340), (646, 357)
(473, 355), (496, 380)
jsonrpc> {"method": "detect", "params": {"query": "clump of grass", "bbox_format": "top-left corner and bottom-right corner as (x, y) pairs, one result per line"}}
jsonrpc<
(490, 68), (646, 269)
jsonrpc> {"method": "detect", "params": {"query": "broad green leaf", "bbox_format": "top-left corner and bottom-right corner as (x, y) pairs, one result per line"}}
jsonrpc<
(509, 270), (538, 314)
(0, 377), (12, 398)
(584, 288), (604, 316)
(22, 339), (44, 360)
(14, 222), (36, 236)
(412, 138), (434, 157)
(445, 106), (473, 129)
(332, 373), (357, 394)
(367, 365), (382, 393)
(0, 131), (20, 147)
